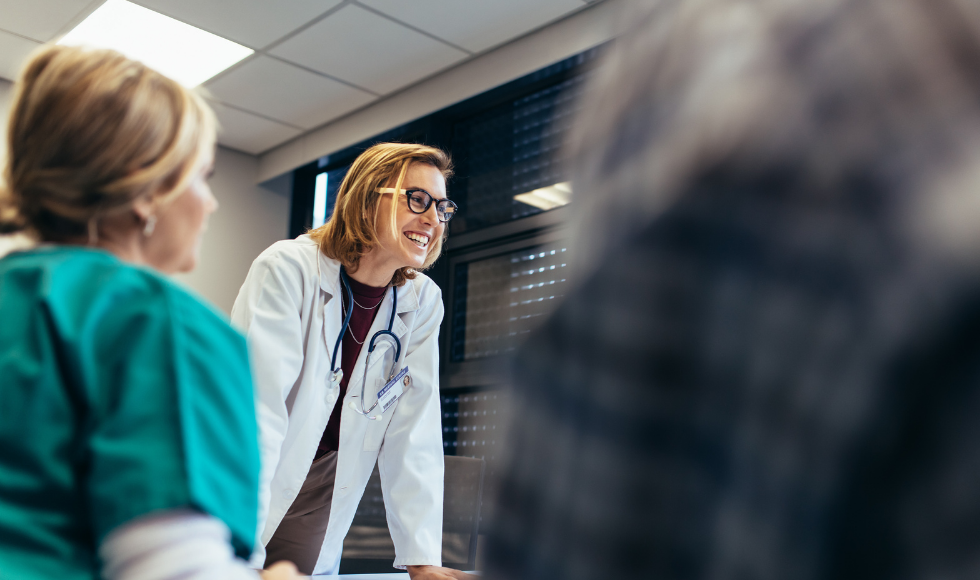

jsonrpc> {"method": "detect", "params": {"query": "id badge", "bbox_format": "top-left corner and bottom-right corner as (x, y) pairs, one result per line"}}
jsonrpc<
(377, 366), (410, 413)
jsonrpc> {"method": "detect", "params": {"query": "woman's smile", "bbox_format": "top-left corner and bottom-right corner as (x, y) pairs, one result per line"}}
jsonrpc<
(404, 231), (430, 249)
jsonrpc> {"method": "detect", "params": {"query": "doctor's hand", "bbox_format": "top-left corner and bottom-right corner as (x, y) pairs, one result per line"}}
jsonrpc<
(406, 565), (476, 580)
(260, 560), (301, 580)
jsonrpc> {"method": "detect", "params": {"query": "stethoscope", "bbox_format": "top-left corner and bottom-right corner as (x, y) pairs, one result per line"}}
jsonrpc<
(329, 268), (401, 420)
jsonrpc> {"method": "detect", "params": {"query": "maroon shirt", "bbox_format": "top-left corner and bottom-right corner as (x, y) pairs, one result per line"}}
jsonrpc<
(317, 275), (387, 456)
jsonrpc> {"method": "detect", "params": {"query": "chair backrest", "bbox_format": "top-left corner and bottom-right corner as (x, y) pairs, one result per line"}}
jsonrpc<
(442, 455), (485, 568)
(341, 455), (486, 572)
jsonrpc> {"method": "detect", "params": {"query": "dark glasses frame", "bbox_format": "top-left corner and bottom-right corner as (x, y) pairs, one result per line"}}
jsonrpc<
(377, 187), (458, 223)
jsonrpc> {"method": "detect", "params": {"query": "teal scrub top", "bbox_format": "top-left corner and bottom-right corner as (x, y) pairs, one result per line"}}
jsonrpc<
(0, 246), (260, 580)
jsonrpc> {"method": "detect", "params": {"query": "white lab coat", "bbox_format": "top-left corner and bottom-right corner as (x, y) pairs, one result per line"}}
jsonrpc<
(231, 235), (444, 575)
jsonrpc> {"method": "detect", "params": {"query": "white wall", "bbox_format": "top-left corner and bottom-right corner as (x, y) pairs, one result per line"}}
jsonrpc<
(174, 146), (290, 313)
(0, 78), (290, 313)
(0, 79), (12, 163)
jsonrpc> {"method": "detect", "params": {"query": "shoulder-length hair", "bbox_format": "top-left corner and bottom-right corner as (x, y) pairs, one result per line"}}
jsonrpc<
(310, 142), (453, 287)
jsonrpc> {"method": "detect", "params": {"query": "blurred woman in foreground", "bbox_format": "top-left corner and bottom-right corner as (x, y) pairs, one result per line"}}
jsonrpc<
(0, 45), (296, 580)
(489, 0), (980, 579)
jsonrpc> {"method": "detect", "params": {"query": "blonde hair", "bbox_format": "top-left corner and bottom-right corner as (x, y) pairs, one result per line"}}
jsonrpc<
(310, 142), (453, 287)
(0, 44), (216, 241)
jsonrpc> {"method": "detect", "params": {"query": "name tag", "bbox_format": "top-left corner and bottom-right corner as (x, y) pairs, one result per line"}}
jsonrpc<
(377, 366), (409, 413)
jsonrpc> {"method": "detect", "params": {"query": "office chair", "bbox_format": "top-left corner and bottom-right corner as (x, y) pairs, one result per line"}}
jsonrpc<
(340, 455), (486, 573)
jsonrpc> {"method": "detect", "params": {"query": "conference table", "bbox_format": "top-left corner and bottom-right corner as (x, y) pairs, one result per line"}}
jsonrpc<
(310, 573), (479, 579)
(310, 575), (409, 579)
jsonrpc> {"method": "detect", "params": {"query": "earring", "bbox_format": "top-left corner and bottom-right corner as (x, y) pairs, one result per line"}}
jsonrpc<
(143, 215), (157, 237)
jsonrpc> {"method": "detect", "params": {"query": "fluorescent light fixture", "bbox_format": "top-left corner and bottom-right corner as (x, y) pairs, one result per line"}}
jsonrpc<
(313, 172), (328, 228)
(514, 181), (573, 211)
(58, 0), (253, 87)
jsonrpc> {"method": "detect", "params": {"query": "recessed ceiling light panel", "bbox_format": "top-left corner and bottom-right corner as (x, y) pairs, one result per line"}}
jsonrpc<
(514, 181), (573, 211)
(58, 0), (253, 87)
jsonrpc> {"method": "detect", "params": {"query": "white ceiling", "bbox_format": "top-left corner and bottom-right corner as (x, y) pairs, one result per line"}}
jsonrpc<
(0, 0), (595, 155)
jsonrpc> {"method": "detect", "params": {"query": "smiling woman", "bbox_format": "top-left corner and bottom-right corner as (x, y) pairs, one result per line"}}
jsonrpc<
(231, 143), (471, 580)
(312, 143), (453, 287)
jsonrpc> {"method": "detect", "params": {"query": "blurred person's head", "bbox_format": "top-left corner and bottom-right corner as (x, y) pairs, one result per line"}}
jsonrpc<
(567, 0), (980, 281)
(310, 142), (453, 286)
(0, 44), (217, 273)
(488, 1), (980, 579)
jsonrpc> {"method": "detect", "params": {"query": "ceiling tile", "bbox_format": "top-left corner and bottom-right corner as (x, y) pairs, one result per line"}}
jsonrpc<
(0, 0), (96, 42)
(209, 100), (303, 155)
(205, 55), (375, 130)
(359, 0), (586, 53)
(131, 0), (342, 48)
(269, 4), (468, 95)
(0, 29), (42, 81)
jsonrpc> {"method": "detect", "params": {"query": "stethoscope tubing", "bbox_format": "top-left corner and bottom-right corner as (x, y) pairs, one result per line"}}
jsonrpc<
(329, 270), (356, 375)
(330, 268), (401, 417)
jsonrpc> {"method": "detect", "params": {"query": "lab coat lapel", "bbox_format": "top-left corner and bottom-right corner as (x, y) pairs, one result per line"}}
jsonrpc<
(318, 250), (343, 368)
(393, 278), (418, 342)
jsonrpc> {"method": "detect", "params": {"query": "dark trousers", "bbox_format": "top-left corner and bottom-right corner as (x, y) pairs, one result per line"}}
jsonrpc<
(264, 451), (337, 575)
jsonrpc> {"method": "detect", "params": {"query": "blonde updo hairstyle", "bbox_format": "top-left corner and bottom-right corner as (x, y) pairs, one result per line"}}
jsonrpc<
(0, 44), (216, 242)
(310, 142), (453, 287)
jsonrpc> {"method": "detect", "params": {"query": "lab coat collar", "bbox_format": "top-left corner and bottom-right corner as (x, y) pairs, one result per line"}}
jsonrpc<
(393, 277), (419, 314)
(311, 237), (342, 298)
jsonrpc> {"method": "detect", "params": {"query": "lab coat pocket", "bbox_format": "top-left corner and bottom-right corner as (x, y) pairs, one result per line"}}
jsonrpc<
(362, 408), (395, 452)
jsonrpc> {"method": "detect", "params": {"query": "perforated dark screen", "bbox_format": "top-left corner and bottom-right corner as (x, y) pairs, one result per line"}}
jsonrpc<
(441, 391), (507, 457)
(440, 390), (511, 530)
(449, 72), (590, 233)
(451, 242), (569, 362)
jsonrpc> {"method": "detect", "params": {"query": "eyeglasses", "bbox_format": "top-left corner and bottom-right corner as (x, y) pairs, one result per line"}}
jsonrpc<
(377, 188), (458, 223)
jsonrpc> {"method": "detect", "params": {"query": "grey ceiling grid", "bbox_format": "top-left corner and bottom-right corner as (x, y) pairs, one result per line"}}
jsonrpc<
(0, 0), (597, 155)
